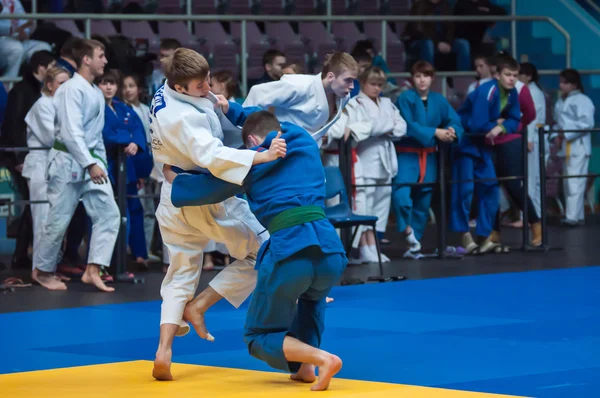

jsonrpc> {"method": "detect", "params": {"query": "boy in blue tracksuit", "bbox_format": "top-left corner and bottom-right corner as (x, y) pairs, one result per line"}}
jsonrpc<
(450, 56), (521, 254)
(166, 99), (347, 391)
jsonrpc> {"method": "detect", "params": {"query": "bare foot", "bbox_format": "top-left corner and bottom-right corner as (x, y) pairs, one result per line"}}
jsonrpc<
(32, 269), (67, 291)
(326, 297), (334, 304)
(152, 348), (173, 381)
(311, 354), (342, 391)
(183, 302), (214, 342)
(290, 363), (316, 383)
(81, 265), (115, 292)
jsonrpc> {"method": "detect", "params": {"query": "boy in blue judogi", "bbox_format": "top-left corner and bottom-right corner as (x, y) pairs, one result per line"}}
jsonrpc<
(449, 56), (521, 254)
(394, 61), (463, 258)
(165, 98), (347, 391)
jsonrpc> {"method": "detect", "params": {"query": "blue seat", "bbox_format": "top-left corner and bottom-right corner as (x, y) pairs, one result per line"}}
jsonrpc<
(324, 166), (383, 270)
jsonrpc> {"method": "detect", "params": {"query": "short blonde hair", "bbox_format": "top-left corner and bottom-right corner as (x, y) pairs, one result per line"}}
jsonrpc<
(162, 48), (210, 90)
(321, 52), (358, 77)
(359, 66), (386, 85)
(42, 67), (70, 95)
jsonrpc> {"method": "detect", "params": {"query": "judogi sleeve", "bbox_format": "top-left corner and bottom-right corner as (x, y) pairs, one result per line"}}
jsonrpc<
(397, 92), (437, 146)
(57, 85), (98, 169)
(518, 85), (536, 133)
(166, 110), (257, 185)
(441, 97), (464, 143)
(25, 98), (56, 146)
(341, 101), (373, 143)
(387, 101), (408, 138)
(501, 92), (522, 134)
(225, 101), (264, 127)
(242, 79), (298, 109)
(564, 96), (595, 142)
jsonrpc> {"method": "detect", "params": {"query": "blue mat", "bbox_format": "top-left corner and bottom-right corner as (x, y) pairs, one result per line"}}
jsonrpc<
(1, 266), (599, 397)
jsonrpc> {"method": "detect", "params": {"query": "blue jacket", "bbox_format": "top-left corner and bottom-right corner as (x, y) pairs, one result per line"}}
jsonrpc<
(102, 99), (153, 185)
(171, 101), (345, 264)
(396, 89), (463, 149)
(456, 79), (521, 157)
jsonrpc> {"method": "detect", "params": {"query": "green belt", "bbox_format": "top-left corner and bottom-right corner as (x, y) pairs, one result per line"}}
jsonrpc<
(268, 205), (326, 235)
(53, 140), (107, 169)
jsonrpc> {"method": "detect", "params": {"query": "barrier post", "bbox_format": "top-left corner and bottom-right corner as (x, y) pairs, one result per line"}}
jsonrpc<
(115, 147), (144, 284)
(538, 126), (549, 249)
(521, 133), (529, 250)
(339, 137), (352, 250)
(437, 143), (447, 258)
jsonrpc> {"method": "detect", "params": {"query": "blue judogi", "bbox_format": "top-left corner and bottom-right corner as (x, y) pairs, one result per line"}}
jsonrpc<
(171, 101), (347, 373)
(102, 99), (153, 259)
(393, 89), (463, 241)
(449, 79), (520, 238)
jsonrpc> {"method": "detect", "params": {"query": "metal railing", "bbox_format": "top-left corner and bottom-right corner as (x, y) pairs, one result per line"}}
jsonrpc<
(0, 13), (571, 96)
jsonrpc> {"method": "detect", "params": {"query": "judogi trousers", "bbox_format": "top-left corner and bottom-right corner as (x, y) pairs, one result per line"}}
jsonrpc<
(157, 181), (268, 336)
(563, 154), (590, 222)
(244, 246), (347, 372)
(33, 151), (120, 273)
(449, 149), (499, 238)
(26, 165), (49, 270)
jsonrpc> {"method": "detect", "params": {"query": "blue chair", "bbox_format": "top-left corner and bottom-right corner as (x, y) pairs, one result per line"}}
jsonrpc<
(324, 166), (383, 274)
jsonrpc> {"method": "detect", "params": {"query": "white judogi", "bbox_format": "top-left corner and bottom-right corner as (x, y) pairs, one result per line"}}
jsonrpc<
(467, 77), (492, 94)
(150, 83), (268, 336)
(243, 73), (350, 147)
(526, 82), (546, 218)
(550, 90), (595, 223)
(347, 93), (407, 241)
(32, 73), (120, 273)
(23, 93), (55, 269)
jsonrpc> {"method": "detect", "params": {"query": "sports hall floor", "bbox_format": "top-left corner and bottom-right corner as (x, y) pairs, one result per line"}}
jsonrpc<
(1, 221), (599, 397)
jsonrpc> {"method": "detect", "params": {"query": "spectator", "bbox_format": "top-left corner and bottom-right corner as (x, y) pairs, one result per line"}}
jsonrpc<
(352, 39), (396, 84)
(453, 0), (506, 57)
(148, 38), (181, 95)
(468, 54), (494, 94)
(550, 69), (595, 227)
(0, 49), (55, 269)
(349, 49), (373, 98)
(282, 63), (304, 75)
(402, 0), (471, 71)
(56, 36), (82, 77)
(254, 49), (286, 85)
(0, 0), (53, 81)
(98, 70), (153, 268)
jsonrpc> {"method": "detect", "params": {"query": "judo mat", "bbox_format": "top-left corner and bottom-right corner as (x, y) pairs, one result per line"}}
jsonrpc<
(1, 266), (599, 397)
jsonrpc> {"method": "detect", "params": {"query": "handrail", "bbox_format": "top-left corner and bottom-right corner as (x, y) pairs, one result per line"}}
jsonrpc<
(0, 13), (571, 95)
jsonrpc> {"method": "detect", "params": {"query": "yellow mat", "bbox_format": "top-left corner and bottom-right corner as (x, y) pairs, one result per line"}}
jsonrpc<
(0, 361), (526, 397)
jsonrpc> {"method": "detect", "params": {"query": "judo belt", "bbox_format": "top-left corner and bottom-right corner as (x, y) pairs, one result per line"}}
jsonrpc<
(325, 148), (358, 203)
(395, 146), (436, 183)
(268, 205), (326, 234)
(53, 140), (108, 169)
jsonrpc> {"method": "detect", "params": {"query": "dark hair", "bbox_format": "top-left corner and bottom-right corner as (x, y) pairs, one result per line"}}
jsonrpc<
(95, 69), (121, 89)
(351, 49), (373, 65)
(411, 60), (435, 77)
(519, 62), (539, 84)
(242, 111), (281, 147)
(262, 49), (285, 68)
(560, 68), (583, 93)
(473, 54), (494, 67)
(212, 70), (239, 98)
(352, 39), (376, 54)
(495, 54), (519, 73)
(60, 37), (83, 59)
(29, 50), (56, 72)
(160, 38), (181, 50)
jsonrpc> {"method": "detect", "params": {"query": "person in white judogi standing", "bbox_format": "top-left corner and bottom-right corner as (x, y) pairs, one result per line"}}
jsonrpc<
(24, 67), (70, 282)
(550, 69), (595, 226)
(332, 67), (407, 263)
(32, 39), (120, 292)
(149, 48), (287, 381)
(519, 63), (546, 218)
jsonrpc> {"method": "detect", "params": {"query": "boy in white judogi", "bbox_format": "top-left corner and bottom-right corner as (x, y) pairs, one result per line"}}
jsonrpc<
(149, 48), (286, 381)
(550, 69), (595, 226)
(23, 67), (70, 276)
(32, 39), (119, 292)
(242, 52), (358, 146)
